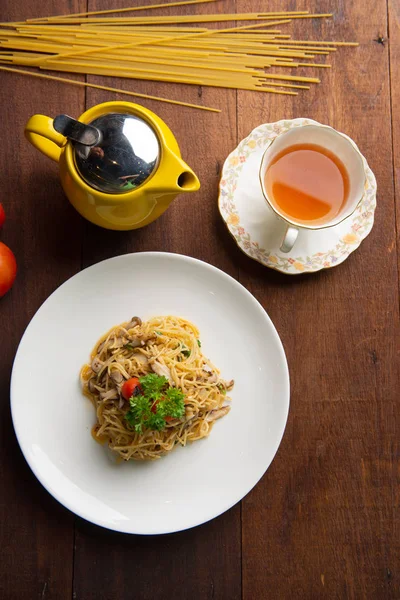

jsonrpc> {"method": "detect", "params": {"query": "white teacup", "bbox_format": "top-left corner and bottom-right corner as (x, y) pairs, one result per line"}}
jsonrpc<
(259, 124), (366, 253)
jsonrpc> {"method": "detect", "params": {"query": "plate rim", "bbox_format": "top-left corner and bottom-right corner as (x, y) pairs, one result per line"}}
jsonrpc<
(10, 251), (290, 535)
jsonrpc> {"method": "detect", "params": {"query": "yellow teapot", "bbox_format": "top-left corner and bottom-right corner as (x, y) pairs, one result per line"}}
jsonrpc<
(25, 101), (200, 230)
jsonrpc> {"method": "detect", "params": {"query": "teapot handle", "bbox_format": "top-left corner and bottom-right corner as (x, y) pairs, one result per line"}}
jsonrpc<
(25, 115), (66, 163)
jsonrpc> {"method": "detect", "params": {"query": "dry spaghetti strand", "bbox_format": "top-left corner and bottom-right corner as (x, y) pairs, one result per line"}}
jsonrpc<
(28, 0), (221, 21)
(0, 7), (358, 108)
(0, 65), (220, 111)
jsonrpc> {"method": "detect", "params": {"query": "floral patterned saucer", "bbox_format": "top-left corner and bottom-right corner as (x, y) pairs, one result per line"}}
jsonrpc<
(218, 118), (377, 275)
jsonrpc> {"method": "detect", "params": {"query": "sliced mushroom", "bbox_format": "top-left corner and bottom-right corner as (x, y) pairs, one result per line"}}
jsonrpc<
(99, 388), (119, 401)
(97, 340), (106, 354)
(205, 406), (230, 422)
(93, 384), (106, 393)
(141, 333), (157, 345)
(128, 336), (144, 348)
(197, 388), (209, 401)
(207, 373), (218, 384)
(111, 336), (130, 349)
(91, 357), (104, 374)
(221, 379), (234, 391)
(88, 378), (96, 393)
(125, 316), (142, 329)
(119, 336), (145, 350)
(150, 359), (173, 384)
(110, 369), (123, 384)
(134, 354), (149, 366)
(98, 373), (109, 390)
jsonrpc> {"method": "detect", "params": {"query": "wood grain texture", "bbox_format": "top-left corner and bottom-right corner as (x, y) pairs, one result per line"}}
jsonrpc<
(0, 2), (85, 599)
(0, 1), (399, 599)
(237, 1), (400, 599)
(388, 3), (400, 597)
(389, 3), (400, 289)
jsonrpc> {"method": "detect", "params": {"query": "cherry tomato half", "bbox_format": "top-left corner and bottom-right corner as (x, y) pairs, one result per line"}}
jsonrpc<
(121, 377), (141, 400)
(0, 204), (5, 229)
(0, 242), (17, 297)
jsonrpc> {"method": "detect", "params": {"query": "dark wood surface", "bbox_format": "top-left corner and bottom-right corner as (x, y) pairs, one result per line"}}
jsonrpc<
(0, 1), (399, 599)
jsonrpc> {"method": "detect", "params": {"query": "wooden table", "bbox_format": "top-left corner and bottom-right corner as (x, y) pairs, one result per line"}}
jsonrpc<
(1, 1), (399, 598)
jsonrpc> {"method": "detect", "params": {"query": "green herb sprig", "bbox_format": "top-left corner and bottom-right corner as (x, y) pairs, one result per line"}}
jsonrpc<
(125, 373), (185, 433)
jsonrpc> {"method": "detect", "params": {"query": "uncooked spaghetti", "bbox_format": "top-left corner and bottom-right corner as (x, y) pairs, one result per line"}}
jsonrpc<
(0, 3), (358, 105)
(80, 315), (234, 461)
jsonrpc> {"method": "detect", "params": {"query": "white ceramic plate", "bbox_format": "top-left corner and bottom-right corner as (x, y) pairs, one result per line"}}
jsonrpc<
(11, 252), (289, 535)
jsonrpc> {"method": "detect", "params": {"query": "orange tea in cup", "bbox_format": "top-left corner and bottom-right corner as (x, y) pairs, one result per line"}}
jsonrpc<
(265, 144), (350, 226)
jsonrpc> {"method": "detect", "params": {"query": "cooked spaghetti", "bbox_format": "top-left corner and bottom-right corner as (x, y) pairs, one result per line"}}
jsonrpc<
(80, 315), (233, 461)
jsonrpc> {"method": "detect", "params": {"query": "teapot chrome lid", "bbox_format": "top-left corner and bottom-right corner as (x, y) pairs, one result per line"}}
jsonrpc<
(53, 112), (160, 194)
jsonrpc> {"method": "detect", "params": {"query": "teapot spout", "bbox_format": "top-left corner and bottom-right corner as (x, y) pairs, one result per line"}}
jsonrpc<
(176, 167), (200, 192)
(164, 149), (200, 193)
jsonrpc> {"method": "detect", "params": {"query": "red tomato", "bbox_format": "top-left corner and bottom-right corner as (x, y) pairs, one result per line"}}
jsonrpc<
(121, 377), (141, 400)
(0, 204), (5, 228)
(0, 242), (17, 297)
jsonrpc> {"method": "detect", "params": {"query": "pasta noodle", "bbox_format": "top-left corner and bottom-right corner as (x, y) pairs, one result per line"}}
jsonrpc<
(80, 316), (234, 461)
(0, 65), (220, 112)
(0, 6), (358, 107)
(28, 0), (222, 22)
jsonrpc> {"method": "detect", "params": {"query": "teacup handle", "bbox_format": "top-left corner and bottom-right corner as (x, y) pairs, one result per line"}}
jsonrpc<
(280, 225), (299, 253)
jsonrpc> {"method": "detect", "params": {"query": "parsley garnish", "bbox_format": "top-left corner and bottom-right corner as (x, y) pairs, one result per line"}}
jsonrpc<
(160, 387), (186, 418)
(139, 373), (168, 399)
(197, 339), (201, 347)
(125, 373), (185, 433)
